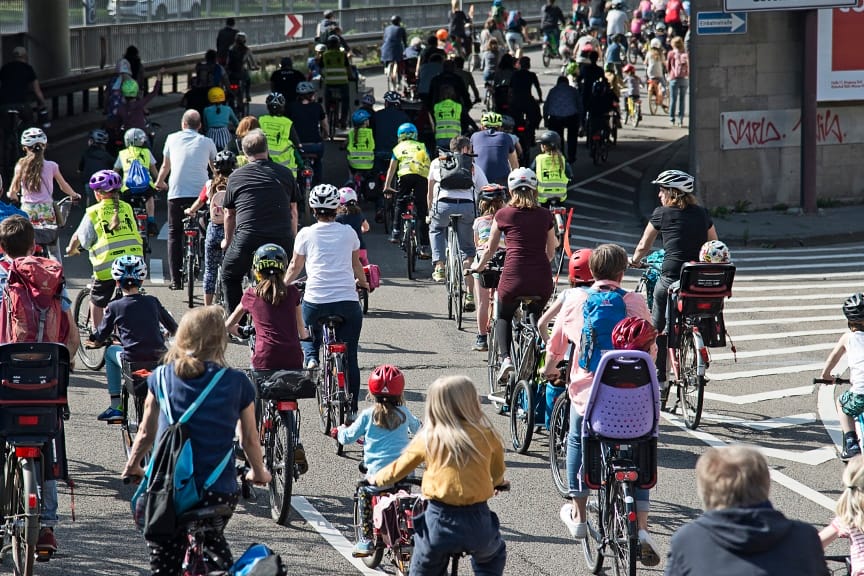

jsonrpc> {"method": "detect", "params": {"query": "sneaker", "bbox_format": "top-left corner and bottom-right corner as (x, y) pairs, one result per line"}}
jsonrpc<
(638, 529), (661, 566)
(305, 358), (319, 370)
(418, 246), (432, 260)
(389, 229), (400, 244)
(841, 443), (862, 461)
(37, 527), (57, 554)
(352, 538), (374, 558)
(97, 407), (124, 423)
(559, 503), (587, 539)
(294, 443), (309, 475)
(464, 292), (475, 312)
(432, 267), (446, 282)
(473, 334), (488, 351)
(497, 357), (514, 383)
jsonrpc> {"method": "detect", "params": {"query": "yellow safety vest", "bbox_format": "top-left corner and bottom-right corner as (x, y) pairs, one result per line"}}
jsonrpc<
(392, 140), (430, 178)
(347, 127), (375, 171)
(434, 99), (462, 142)
(258, 114), (297, 171)
(118, 146), (155, 193)
(322, 50), (349, 85)
(535, 153), (568, 202)
(86, 200), (143, 281)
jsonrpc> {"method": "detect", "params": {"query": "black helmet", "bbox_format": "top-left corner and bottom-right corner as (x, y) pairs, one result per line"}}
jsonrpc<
(266, 92), (286, 113)
(391, 15), (401, 25)
(844, 293), (864, 322)
(538, 130), (561, 149)
(479, 184), (507, 201)
(214, 150), (237, 173)
(253, 243), (288, 280)
(326, 35), (340, 48)
(280, 57), (293, 69)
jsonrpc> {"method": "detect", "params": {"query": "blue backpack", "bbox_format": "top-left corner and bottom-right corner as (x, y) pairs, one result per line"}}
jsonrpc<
(125, 149), (152, 195)
(578, 287), (627, 373)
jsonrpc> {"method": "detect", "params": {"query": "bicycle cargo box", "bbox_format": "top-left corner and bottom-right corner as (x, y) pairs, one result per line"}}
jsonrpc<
(123, 360), (159, 398)
(0, 403), (61, 438)
(583, 436), (657, 490)
(678, 263), (735, 300)
(0, 343), (69, 405)
(257, 370), (317, 400)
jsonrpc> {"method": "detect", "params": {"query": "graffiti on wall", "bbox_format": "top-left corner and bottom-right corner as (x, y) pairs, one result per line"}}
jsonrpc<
(720, 107), (864, 150)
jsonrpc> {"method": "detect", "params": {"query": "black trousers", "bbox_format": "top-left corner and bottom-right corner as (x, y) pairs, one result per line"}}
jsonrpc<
(394, 173), (429, 246)
(222, 233), (294, 313)
(167, 197), (196, 285)
(547, 115), (580, 163)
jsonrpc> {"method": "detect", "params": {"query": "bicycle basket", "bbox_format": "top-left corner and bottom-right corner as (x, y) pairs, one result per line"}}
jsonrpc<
(33, 225), (59, 246)
(257, 369), (317, 400)
(477, 250), (505, 289)
(122, 360), (159, 398)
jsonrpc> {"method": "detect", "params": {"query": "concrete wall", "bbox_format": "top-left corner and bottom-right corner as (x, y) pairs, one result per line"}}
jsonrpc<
(690, 0), (864, 210)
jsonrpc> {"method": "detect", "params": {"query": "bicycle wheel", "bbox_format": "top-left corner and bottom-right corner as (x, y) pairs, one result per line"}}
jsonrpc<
(334, 355), (347, 455)
(445, 246), (454, 320)
(74, 288), (106, 370)
(214, 264), (225, 308)
(359, 288), (369, 315)
(486, 323), (505, 414)
(609, 481), (638, 576)
(679, 331), (705, 430)
(648, 87), (658, 115)
(627, 47), (638, 65)
(549, 393), (570, 498)
(582, 486), (604, 574)
(405, 224), (416, 281)
(450, 230), (464, 330)
(11, 458), (39, 576)
(120, 388), (134, 459)
(316, 369), (333, 435)
(510, 380), (535, 454)
(355, 494), (384, 569)
(269, 409), (295, 526)
(186, 246), (195, 308)
(542, 50), (551, 68)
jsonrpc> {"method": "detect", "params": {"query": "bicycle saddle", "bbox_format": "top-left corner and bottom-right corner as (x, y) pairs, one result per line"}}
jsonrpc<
(318, 314), (345, 326)
(177, 504), (233, 526)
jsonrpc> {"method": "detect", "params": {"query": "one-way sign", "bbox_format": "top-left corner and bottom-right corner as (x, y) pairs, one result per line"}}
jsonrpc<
(696, 11), (748, 35)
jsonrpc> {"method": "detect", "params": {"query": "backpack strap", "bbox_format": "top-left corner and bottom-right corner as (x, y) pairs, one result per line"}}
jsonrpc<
(203, 445), (235, 491)
(156, 366), (229, 425)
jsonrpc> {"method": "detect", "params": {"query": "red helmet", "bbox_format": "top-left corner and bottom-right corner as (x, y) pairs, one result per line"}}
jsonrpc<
(368, 365), (405, 397)
(568, 248), (593, 285)
(612, 317), (658, 351)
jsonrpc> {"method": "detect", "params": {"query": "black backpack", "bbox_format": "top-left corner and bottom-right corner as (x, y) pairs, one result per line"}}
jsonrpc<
(439, 151), (474, 190)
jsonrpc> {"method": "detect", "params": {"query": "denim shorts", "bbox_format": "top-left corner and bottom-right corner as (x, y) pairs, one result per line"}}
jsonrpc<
(839, 390), (864, 418)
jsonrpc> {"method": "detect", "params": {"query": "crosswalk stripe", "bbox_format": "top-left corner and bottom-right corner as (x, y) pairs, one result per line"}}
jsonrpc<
(732, 281), (864, 291)
(701, 412), (816, 431)
(571, 187), (634, 205)
(731, 329), (844, 342)
(702, 385), (814, 403)
(595, 178), (634, 192)
(734, 253), (855, 263)
(735, 262), (863, 272)
(157, 223), (169, 241)
(725, 315), (840, 326)
(729, 293), (850, 302)
(732, 245), (859, 255)
(569, 224), (641, 239)
(149, 258), (165, 284)
(734, 272), (864, 281)
(565, 200), (633, 217)
(711, 342), (835, 361)
(724, 304), (836, 314)
(706, 363), (825, 381)
(621, 166), (642, 178)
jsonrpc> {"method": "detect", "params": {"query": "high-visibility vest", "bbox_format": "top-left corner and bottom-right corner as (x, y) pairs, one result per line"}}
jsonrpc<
(392, 140), (430, 178)
(258, 114), (298, 171)
(322, 50), (349, 85)
(433, 99), (462, 142)
(118, 146), (155, 193)
(535, 153), (568, 202)
(86, 200), (143, 281)
(347, 127), (375, 171)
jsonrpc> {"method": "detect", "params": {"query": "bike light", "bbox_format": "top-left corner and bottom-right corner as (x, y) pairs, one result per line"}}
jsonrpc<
(592, 134), (602, 141)
(15, 446), (40, 458)
(184, 230), (197, 237)
(700, 347), (710, 364)
(337, 371), (346, 389)
(516, 125), (525, 132)
(328, 343), (347, 354)
(28, 494), (38, 509)
(401, 213), (413, 220)
(614, 470), (639, 482)
(696, 302), (714, 310)
(277, 401), (298, 411)
(136, 214), (147, 220)
(628, 510), (637, 522)
(16, 416), (39, 427)
(229, 84), (239, 90)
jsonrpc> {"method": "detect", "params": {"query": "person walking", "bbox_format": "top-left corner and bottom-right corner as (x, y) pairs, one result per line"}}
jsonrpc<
(666, 36), (689, 127)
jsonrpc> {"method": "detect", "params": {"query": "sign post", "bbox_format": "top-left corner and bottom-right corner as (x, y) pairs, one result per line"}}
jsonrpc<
(696, 12), (748, 35)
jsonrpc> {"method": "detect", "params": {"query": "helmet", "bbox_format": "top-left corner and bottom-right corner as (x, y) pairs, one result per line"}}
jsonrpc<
(323, 9), (334, 17)
(89, 169), (122, 193)
(383, 90), (402, 104)
(280, 56), (293, 69)
(843, 293), (864, 322)
(508, 167), (538, 191)
(235, 31), (247, 41)
(501, 114), (515, 131)
(296, 81), (315, 95)
(326, 35), (340, 48)
(436, 28), (449, 41)
(538, 130), (561, 149)
(651, 169), (695, 194)
(309, 183), (340, 210)
(338, 187), (358, 205)
(266, 92), (286, 112)
(314, 43), (327, 53)
(649, 37), (663, 50)
(612, 317), (658, 351)
(492, 0), (502, 5)
(352, 109), (371, 125)
(360, 93), (375, 107)
(611, 0), (624, 7)
(479, 183), (507, 201)
(111, 255), (147, 286)
(397, 122), (418, 140)
(207, 86), (226, 103)
(481, 111), (503, 128)
(89, 129), (109, 145)
(253, 243), (288, 279)
(699, 240), (730, 263)
(568, 248), (594, 285)
(623, 63), (636, 74)
(604, 62), (616, 73)
(391, 15), (401, 25)
(368, 364), (405, 397)
(20, 127), (47, 148)
(214, 150), (237, 173)
(116, 58), (131, 75)
(655, 23), (667, 32)
(121, 78), (139, 98)
(124, 127), (148, 147)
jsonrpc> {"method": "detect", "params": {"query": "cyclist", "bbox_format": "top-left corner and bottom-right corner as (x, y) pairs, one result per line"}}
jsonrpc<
(347, 109), (376, 179)
(453, 56), (482, 106)
(0, 46), (48, 127)
(449, 1), (473, 59)
(316, 9), (339, 42)
(820, 456), (864, 575)
(202, 86), (238, 152)
(431, 84), (464, 151)
(372, 91), (410, 171)
(383, 122), (432, 259)
(606, 0), (630, 41)
(337, 187), (370, 266)
(530, 130), (573, 206)
(78, 129), (114, 206)
(258, 92), (302, 174)
(470, 112), (517, 187)
(226, 31), (258, 106)
(224, 115), (259, 167)
(289, 82), (328, 186)
(645, 43), (668, 113)
(372, 375), (508, 575)
(270, 57), (305, 104)
(115, 127), (159, 236)
(540, 0), (566, 56)
(471, 184), (507, 352)
(382, 15), (408, 92)
(116, 69), (164, 133)
(322, 35), (353, 129)
(542, 245), (659, 565)
(283, 184), (370, 417)
(306, 44), (326, 80)
(543, 76), (581, 164)
(500, 114), (523, 165)
(505, 10), (528, 59)
(622, 63), (644, 122)
(88, 255), (177, 422)
(333, 364), (422, 557)
(66, 170), (143, 329)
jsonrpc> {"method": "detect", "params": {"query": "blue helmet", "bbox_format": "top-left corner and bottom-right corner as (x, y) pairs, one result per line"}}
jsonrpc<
(397, 122), (418, 141)
(352, 109), (371, 125)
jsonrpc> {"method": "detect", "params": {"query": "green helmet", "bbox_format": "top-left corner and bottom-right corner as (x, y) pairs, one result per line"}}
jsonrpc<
(481, 111), (503, 128)
(121, 78), (139, 98)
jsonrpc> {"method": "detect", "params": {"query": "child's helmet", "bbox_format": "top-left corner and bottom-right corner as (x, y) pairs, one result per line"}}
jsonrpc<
(352, 109), (371, 126)
(481, 111), (503, 128)
(296, 81), (315, 95)
(121, 78), (140, 98)
(214, 150), (237, 173)
(623, 63), (636, 74)
(612, 317), (658, 351)
(699, 240), (730, 263)
(843, 293), (864, 322)
(208, 86), (226, 103)
(111, 255), (148, 286)
(436, 28), (449, 41)
(309, 183), (341, 210)
(479, 183), (507, 201)
(124, 127), (148, 148)
(397, 122), (418, 141)
(338, 187), (358, 205)
(383, 91), (402, 104)
(266, 92), (286, 113)
(649, 37), (663, 50)
(360, 93), (375, 107)
(89, 129), (109, 145)
(568, 248), (594, 285)
(253, 243), (288, 279)
(20, 127), (47, 148)
(538, 130), (561, 149)
(507, 167), (538, 191)
(368, 364), (405, 397)
(89, 169), (122, 193)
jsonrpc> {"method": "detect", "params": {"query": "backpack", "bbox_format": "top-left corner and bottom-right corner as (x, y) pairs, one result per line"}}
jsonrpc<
(578, 287), (627, 373)
(209, 182), (227, 225)
(125, 150), (151, 195)
(438, 151), (474, 190)
(670, 51), (689, 78)
(132, 366), (233, 539)
(0, 257), (65, 343)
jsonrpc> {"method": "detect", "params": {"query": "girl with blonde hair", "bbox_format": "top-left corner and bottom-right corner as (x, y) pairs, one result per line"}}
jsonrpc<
(820, 456), (864, 575)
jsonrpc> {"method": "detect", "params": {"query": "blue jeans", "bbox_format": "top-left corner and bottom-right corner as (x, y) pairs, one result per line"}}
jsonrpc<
(42, 480), (58, 527)
(669, 78), (688, 123)
(410, 501), (506, 576)
(301, 300), (363, 412)
(428, 200), (476, 264)
(105, 345), (124, 397)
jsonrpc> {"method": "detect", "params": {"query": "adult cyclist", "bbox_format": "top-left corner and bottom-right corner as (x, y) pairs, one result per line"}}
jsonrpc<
(289, 82), (328, 186)
(225, 32), (258, 106)
(470, 112), (517, 187)
(321, 35), (353, 129)
(541, 0), (567, 56)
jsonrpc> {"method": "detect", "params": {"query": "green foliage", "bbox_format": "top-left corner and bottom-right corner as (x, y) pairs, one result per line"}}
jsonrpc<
(709, 206), (730, 219)
(733, 199), (751, 213)
(772, 203), (789, 212)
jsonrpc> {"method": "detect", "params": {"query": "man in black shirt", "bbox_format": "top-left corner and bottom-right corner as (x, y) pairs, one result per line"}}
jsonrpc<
(540, 0), (566, 53)
(221, 129), (300, 312)
(0, 46), (47, 125)
(215, 18), (237, 65)
(270, 58), (305, 103)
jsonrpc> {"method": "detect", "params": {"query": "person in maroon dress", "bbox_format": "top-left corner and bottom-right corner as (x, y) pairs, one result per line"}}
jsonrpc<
(472, 167), (558, 380)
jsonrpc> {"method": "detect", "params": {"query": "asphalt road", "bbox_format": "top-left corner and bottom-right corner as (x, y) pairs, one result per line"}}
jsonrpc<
(8, 61), (856, 575)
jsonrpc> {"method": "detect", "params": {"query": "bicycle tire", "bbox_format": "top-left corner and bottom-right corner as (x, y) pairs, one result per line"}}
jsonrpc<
(355, 496), (385, 569)
(214, 265), (224, 309)
(627, 47), (638, 65)
(446, 246), (454, 320)
(590, 140), (600, 166)
(549, 393), (570, 498)
(582, 485), (603, 574)
(450, 229), (464, 330)
(269, 408), (295, 526)
(120, 387), (134, 459)
(74, 287), (106, 370)
(316, 369), (333, 435)
(359, 288), (369, 315)
(609, 481), (638, 576)
(648, 89), (658, 115)
(186, 246), (195, 308)
(487, 322), (505, 414)
(543, 50), (551, 68)
(679, 331), (705, 430)
(334, 354), (347, 455)
(405, 222), (416, 281)
(510, 380), (535, 454)
(11, 458), (39, 576)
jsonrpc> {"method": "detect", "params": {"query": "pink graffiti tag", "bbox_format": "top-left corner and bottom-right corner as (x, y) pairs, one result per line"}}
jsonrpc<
(790, 109), (845, 144)
(726, 117), (784, 147)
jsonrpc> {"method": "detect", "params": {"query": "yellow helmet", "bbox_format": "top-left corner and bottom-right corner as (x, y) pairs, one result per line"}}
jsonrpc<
(208, 86), (226, 103)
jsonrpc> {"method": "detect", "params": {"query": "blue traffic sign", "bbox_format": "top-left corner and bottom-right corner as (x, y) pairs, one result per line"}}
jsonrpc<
(696, 11), (748, 35)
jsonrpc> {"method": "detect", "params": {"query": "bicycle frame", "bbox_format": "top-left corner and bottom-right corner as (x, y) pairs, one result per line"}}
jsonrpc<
(1, 442), (47, 572)
(318, 320), (351, 454)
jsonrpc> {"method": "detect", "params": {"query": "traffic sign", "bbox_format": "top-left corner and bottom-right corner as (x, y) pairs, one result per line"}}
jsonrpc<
(285, 14), (303, 39)
(724, 0), (855, 11)
(696, 11), (748, 35)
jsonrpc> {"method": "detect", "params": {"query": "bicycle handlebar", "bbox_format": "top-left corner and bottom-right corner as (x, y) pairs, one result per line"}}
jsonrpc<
(814, 378), (851, 385)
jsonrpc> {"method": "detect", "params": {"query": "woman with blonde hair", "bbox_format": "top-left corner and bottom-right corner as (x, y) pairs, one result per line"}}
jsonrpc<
(226, 115), (260, 165)
(373, 375), (508, 575)
(666, 35), (689, 126)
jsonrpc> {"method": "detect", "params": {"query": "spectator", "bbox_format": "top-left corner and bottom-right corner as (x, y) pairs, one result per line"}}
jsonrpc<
(665, 445), (828, 576)
(270, 57), (305, 102)
(216, 17), (237, 65)
(544, 76), (582, 164)
(666, 36), (689, 127)
(0, 46), (47, 126)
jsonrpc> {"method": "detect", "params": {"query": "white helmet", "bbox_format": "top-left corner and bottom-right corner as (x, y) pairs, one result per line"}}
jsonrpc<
(651, 169), (695, 194)
(649, 37), (663, 50)
(296, 81), (315, 95)
(338, 186), (358, 205)
(20, 127), (47, 148)
(699, 240), (731, 264)
(309, 183), (340, 210)
(507, 167), (538, 191)
(124, 127), (148, 147)
(111, 254), (148, 286)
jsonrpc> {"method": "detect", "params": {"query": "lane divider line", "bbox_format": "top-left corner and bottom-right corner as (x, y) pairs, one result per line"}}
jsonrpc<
(707, 366), (825, 383)
(701, 383), (814, 401)
(149, 258), (165, 284)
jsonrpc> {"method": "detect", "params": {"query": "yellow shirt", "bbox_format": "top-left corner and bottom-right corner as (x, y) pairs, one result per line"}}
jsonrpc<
(374, 425), (505, 506)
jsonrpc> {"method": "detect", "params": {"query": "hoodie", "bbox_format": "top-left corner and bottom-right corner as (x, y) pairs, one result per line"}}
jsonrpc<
(665, 504), (828, 576)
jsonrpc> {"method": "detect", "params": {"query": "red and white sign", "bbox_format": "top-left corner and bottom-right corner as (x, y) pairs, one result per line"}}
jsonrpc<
(817, 2), (864, 101)
(284, 14), (303, 39)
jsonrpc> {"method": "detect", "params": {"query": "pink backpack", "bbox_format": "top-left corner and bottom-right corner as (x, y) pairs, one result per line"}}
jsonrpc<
(364, 264), (381, 292)
(0, 257), (65, 343)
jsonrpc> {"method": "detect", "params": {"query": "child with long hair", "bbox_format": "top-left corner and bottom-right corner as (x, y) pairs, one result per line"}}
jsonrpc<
(471, 184), (507, 352)
(336, 187), (370, 266)
(373, 375), (508, 575)
(334, 364), (422, 557)
(8, 128), (80, 228)
(820, 455), (864, 575)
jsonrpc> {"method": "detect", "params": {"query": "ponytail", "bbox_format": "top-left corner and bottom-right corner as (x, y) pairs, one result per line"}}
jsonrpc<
(108, 196), (121, 231)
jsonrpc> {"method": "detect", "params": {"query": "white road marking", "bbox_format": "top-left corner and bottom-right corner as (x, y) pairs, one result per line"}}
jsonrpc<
(702, 384), (814, 401)
(595, 178), (634, 192)
(568, 137), (681, 188)
(731, 281), (864, 292)
(735, 262), (863, 272)
(725, 316), (840, 327)
(157, 223), (169, 241)
(707, 364), (825, 382)
(732, 245), (859, 255)
(734, 271), (864, 281)
(149, 258), (165, 284)
(569, 223), (641, 239)
(701, 412), (816, 431)
(731, 329), (844, 342)
(734, 253), (856, 263)
(818, 383), (844, 453)
(729, 293), (850, 302)
(723, 304), (836, 314)
(565, 201), (633, 217)
(571, 187), (634, 205)
(621, 166), (642, 178)
(710, 342), (835, 360)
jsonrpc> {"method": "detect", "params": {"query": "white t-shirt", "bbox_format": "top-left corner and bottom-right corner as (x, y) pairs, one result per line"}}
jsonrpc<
(606, 9), (629, 37)
(848, 331), (864, 394)
(294, 221), (360, 304)
(575, 36), (601, 63)
(428, 157), (489, 201)
(162, 129), (217, 200)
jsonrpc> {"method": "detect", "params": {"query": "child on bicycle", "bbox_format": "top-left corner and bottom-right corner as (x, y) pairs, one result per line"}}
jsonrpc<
(820, 455), (864, 572)
(622, 64), (643, 121)
(114, 127), (159, 236)
(87, 255), (177, 422)
(542, 243), (661, 566)
(820, 294), (864, 461)
(471, 184), (508, 352)
(384, 122), (431, 257)
(336, 187), (370, 266)
(373, 374), (508, 575)
(333, 364), (422, 557)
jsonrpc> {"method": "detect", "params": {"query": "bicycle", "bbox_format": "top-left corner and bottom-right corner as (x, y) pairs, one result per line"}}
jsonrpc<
(647, 79), (669, 116)
(182, 211), (206, 308)
(127, 195), (151, 268)
(585, 110), (609, 166)
(396, 197), (418, 281)
(624, 95), (642, 128)
(325, 87), (343, 138)
(73, 282), (111, 371)
(549, 391), (571, 498)
(117, 360), (157, 462)
(32, 197), (72, 261)
(478, 252), (505, 412)
(445, 214), (466, 330)
(542, 32), (561, 68)
(544, 199), (569, 281)
(355, 475), (423, 575)
(298, 153), (317, 225)
(315, 315), (352, 456)
(507, 296), (546, 454)
(633, 251), (664, 313)
(227, 82), (249, 118)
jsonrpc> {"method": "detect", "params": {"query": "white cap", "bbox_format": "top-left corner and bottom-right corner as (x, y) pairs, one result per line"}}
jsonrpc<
(12, 46), (27, 58)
